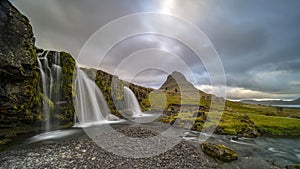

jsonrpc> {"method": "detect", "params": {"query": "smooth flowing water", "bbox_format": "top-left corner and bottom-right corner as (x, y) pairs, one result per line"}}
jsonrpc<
(123, 86), (142, 117)
(74, 68), (120, 127)
(123, 86), (162, 123)
(37, 51), (62, 132)
(183, 130), (300, 168)
(51, 52), (62, 116)
(272, 105), (300, 108)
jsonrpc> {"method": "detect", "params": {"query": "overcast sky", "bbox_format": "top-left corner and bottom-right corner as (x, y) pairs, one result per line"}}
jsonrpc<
(11, 0), (300, 100)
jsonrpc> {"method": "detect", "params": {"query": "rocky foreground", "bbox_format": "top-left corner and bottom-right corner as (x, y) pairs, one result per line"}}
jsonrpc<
(0, 126), (287, 169)
(0, 127), (221, 169)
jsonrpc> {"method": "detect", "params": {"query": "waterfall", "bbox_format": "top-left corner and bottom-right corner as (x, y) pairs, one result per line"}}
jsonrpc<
(51, 52), (62, 116)
(122, 86), (161, 123)
(37, 51), (62, 132)
(37, 51), (122, 129)
(123, 86), (142, 117)
(74, 68), (119, 127)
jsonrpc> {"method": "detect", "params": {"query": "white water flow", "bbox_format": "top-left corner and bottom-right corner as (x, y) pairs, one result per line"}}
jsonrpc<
(123, 86), (142, 117)
(123, 86), (162, 123)
(37, 51), (51, 131)
(37, 51), (62, 132)
(74, 68), (120, 127)
(52, 52), (62, 114)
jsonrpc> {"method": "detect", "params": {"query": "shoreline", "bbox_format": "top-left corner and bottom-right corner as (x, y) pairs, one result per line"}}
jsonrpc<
(0, 126), (219, 169)
(0, 125), (286, 169)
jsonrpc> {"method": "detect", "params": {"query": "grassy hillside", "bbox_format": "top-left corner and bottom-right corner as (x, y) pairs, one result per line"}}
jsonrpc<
(160, 97), (300, 136)
(158, 72), (300, 137)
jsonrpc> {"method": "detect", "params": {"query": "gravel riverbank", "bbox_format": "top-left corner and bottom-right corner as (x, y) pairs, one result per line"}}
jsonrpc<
(0, 126), (219, 169)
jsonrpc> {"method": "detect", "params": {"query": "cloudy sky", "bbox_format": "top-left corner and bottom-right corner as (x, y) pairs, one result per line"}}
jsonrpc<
(11, 0), (300, 100)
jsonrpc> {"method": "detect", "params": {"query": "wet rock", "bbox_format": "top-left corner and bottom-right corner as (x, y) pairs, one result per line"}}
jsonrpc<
(242, 127), (259, 138)
(106, 114), (120, 121)
(121, 111), (133, 118)
(232, 136), (239, 141)
(201, 142), (238, 162)
(0, 138), (12, 145)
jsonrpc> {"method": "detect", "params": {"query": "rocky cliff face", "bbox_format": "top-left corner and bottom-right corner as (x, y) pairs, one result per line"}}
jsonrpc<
(0, 0), (35, 70)
(0, 0), (77, 146)
(0, 0), (39, 126)
(0, 0), (41, 145)
(0, 0), (152, 148)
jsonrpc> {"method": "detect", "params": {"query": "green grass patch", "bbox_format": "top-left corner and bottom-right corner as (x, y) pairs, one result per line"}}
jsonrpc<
(158, 94), (300, 136)
(225, 101), (300, 118)
(249, 114), (300, 136)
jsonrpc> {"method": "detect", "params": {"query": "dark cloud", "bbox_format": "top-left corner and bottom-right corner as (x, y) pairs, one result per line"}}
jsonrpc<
(195, 0), (300, 99)
(11, 0), (300, 99)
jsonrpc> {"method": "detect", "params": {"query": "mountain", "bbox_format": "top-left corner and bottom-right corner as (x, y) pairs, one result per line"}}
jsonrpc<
(160, 71), (195, 91)
(291, 98), (300, 104)
(241, 98), (300, 106)
(160, 71), (215, 101)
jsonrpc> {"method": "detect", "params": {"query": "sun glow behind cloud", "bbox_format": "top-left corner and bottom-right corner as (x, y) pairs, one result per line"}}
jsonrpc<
(160, 0), (175, 14)
(12, 0), (300, 100)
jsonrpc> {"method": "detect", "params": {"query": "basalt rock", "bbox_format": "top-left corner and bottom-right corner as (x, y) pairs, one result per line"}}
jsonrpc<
(0, 0), (35, 72)
(0, 0), (40, 127)
(201, 142), (238, 162)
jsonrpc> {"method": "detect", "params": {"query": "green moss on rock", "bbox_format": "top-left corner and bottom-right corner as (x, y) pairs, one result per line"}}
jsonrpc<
(201, 142), (238, 162)
(57, 52), (76, 126)
(215, 112), (259, 138)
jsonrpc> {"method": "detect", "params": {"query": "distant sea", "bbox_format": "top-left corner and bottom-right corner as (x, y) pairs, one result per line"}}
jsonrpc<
(271, 105), (300, 108)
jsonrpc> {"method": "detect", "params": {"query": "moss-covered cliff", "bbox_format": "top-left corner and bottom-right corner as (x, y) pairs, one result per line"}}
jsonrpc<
(81, 68), (153, 117)
(0, 0), (41, 145)
(35, 50), (76, 129)
(0, 0), (76, 146)
(0, 0), (153, 148)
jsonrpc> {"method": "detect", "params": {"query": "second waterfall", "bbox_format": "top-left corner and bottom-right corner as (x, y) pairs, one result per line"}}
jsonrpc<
(74, 68), (120, 127)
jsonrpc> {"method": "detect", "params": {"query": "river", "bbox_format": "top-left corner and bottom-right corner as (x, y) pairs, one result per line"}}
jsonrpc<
(271, 105), (300, 108)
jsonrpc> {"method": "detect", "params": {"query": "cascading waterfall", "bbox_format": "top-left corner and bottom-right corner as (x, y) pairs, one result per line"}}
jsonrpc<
(123, 86), (142, 117)
(51, 52), (62, 115)
(123, 86), (162, 123)
(37, 51), (124, 129)
(37, 51), (51, 131)
(74, 68), (119, 127)
(37, 51), (62, 132)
